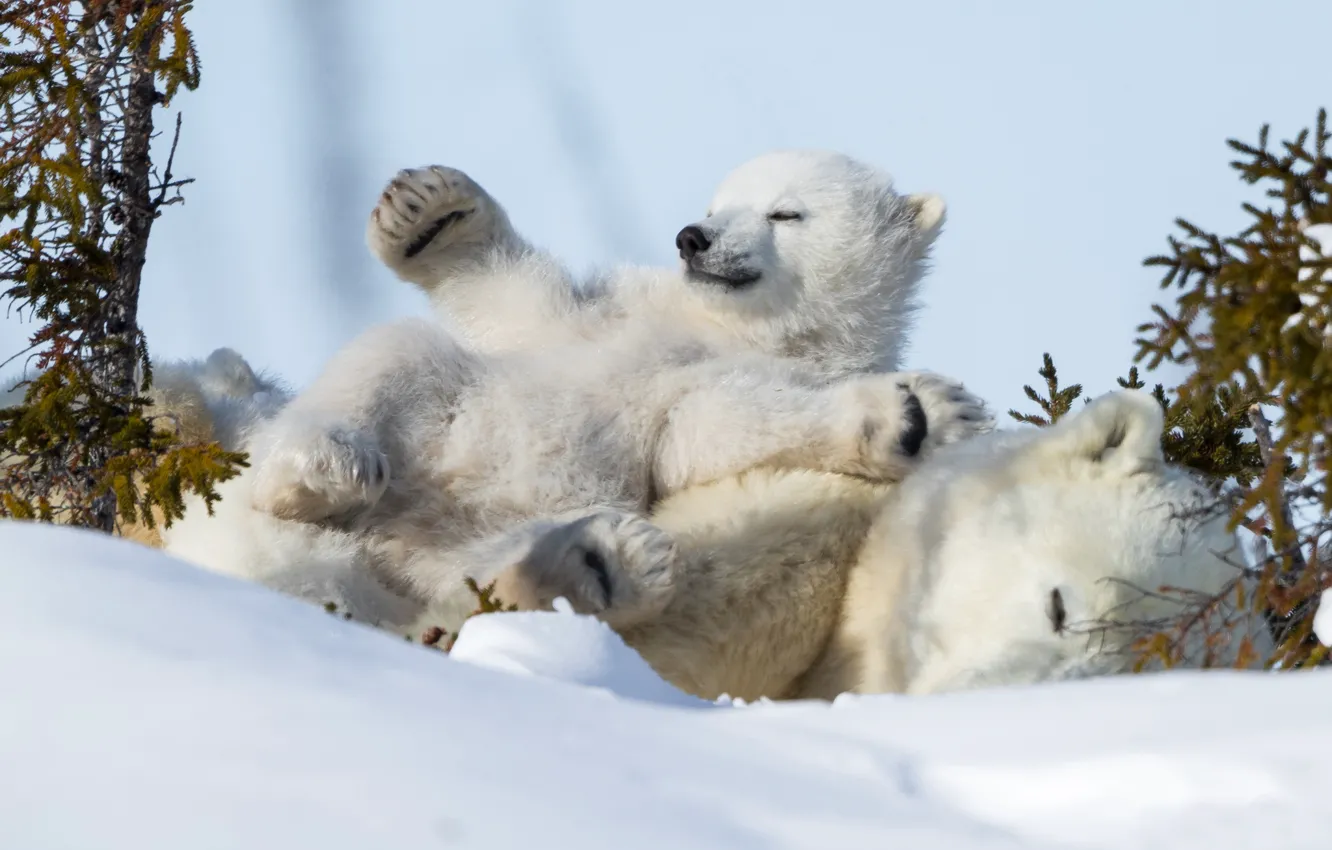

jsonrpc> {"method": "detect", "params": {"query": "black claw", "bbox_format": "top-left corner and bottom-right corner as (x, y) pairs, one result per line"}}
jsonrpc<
(898, 393), (928, 457)
(403, 208), (472, 259)
(583, 549), (613, 606)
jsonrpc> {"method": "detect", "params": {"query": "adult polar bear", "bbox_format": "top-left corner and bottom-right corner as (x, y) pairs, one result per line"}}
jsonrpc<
(500, 389), (1246, 699)
(164, 150), (989, 631)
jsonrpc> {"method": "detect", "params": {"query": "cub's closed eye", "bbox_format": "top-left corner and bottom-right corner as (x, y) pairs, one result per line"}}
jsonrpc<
(768, 210), (803, 222)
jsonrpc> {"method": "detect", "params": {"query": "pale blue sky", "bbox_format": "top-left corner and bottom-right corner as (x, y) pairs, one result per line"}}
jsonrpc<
(4, 0), (1329, 415)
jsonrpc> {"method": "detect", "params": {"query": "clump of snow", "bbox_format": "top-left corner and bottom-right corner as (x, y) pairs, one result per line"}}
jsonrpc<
(1315, 588), (1332, 648)
(1289, 222), (1332, 334)
(1299, 223), (1332, 281)
(450, 601), (708, 708)
(2, 519), (1332, 849)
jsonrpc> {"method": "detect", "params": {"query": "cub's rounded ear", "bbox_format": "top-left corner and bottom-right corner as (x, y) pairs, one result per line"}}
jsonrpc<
(906, 193), (947, 241)
(1032, 389), (1166, 472)
(203, 347), (264, 397)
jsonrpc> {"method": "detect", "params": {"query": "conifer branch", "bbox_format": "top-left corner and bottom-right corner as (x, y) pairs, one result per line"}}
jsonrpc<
(1246, 404), (1306, 573)
(1007, 353), (1083, 426)
(1, 1), (243, 535)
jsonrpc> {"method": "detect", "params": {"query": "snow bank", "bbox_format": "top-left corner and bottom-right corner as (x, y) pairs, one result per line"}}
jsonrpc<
(2, 520), (1330, 849)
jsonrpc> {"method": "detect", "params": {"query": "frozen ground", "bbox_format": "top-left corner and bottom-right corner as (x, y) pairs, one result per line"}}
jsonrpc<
(1, 520), (1330, 850)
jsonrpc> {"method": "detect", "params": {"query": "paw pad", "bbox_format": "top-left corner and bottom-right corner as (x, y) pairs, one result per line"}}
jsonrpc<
(897, 390), (928, 457)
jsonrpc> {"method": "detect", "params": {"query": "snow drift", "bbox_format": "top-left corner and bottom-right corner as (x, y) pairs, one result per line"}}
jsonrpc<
(1, 520), (1329, 849)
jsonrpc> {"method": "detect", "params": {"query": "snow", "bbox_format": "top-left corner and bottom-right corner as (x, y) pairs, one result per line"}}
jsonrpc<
(2, 520), (1331, 849)
(1316, 588), (1332, 648)
(450, 599), (708, 709)
(1282, 222), (1332, 333)
(1299, 223), (1332, 281)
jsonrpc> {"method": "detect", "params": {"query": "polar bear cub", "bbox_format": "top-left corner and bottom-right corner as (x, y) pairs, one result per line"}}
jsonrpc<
(503, 390), (1245, 699)
(164, 151), (988, 631)
(366, 150), (944, 380)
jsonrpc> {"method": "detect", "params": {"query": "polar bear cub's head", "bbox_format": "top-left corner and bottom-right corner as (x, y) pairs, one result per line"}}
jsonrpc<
(673, 150), (946, 376)
(876, 389), (1248, 695)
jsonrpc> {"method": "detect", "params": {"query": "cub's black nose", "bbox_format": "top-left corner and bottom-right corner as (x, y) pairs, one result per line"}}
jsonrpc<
(675, 225), (711, 261)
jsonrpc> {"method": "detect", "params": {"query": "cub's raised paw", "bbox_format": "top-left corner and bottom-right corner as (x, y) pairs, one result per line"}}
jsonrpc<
(894, 371), (994, 453)
(830, 372), (992, 482)
(366, 165), (501, 269)
(495, 511), (678, 629)
(250, 424), (390, 524)
(829, 374), (931, 482)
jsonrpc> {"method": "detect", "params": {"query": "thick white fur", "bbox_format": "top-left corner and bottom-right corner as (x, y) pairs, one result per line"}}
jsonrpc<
(147, 348), (293, 448)
(163, 151), (989, 632)
(570, 389), (1246, 700)
(816, 390), (1249, 696)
